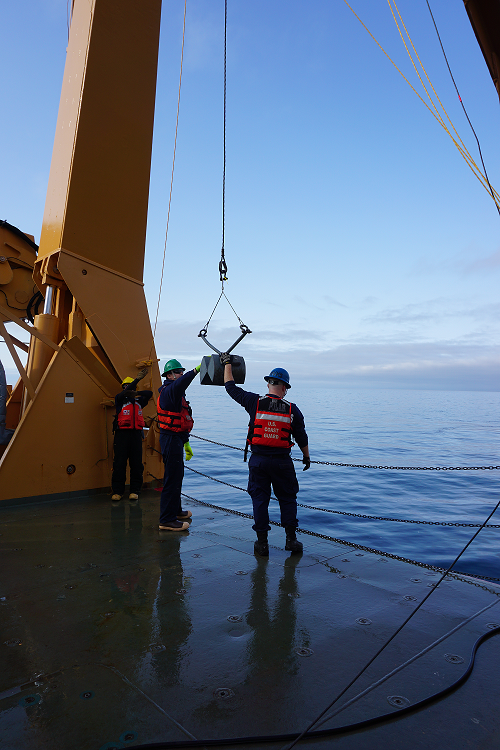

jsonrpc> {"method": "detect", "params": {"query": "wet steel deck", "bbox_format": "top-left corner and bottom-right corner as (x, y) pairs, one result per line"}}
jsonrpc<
(1, 490), (500, 749)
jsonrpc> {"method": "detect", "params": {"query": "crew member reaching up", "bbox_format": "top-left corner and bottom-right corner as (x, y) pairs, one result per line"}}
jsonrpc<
(223, 357), (310, 556)
(157, 359), (200, 531)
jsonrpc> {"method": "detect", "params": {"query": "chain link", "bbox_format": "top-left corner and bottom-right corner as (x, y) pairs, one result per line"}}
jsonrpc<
(150, 435), (500, 587)
(184, 465), (500, 528)
(180, 492), (500, 590)
(190, 434), (500, 471)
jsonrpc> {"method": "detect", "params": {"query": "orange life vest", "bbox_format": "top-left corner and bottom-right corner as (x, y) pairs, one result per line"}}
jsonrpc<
(247, 396), (293, 450)
(116, 401), (145, 430)
(157, 394), (194, 434)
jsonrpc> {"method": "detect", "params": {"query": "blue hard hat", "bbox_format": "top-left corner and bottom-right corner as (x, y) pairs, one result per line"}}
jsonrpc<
(264, 367), (291, 389)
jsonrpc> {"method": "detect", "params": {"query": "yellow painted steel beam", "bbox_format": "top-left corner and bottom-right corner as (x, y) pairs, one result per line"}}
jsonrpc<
(36, 0), (162, 282)
(0, 321), (35, 400)
(1, 0), (164, 501)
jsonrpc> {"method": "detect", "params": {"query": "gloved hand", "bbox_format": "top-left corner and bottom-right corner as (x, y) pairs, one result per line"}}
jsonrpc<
(195, 363), (202, 373)
(184, 442), (193, 461)
(302, 456), (311, 471)
(220, 352), (233, 366)
(137, 367), (149, 381)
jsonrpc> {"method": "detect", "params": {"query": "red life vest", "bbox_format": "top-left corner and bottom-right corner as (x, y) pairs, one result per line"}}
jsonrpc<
(117, 401), (145, 430)
(157, 394), (194, 434)
(247, 396), (294, 450)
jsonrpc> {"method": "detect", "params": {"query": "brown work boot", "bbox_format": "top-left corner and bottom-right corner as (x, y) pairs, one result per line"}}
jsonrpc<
(159, 520), (189, 531)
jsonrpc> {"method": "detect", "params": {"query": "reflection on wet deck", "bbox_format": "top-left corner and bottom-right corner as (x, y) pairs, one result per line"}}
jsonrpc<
(1, 491), (500, 749)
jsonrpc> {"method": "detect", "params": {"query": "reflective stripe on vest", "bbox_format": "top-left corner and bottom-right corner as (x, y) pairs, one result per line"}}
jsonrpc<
(157, 394), (194, 434)
(117, 402), (145, 430)
(248, 396), (293, 449)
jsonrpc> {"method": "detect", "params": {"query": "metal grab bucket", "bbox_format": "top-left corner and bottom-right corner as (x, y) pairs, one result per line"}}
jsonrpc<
(199, 354), (246, 386)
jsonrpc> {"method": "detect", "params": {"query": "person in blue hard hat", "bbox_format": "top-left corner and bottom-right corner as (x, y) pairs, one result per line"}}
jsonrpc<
(157, 358), (201, 531)
(222, 357), (310, 556)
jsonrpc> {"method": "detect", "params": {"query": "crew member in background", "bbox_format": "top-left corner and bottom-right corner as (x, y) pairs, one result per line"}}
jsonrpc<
(222, 356), (310, 556)
(111, 368), (152, 501)
(157, 359), (201, 531)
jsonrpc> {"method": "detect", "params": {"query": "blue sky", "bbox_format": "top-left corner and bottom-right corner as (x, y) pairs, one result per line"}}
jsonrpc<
(1, 0), (499, 390)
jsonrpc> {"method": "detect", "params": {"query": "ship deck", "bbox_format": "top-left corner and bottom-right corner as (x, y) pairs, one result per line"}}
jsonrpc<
(1, 490), (500, 750)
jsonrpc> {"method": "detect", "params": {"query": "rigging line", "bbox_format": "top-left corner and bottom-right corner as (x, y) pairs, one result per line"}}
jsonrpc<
(150, 0), (187, 350)
(425, 0), (500, 216)
(389, 0), (500, 202)
(281, 494), (500, 750)
(341, 0), (499, 201)
(202, 289), (244, 331)
(202, 290), (224, 330)
(220, 0), (228, 284)
(385, 0), (498, 197)
(390, 0), (500, 207)
(389, 1), (469, 158)
(388, 1), (463, 149)
(221, 290), (244, 324)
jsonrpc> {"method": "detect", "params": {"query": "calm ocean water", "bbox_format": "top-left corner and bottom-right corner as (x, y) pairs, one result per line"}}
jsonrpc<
(182, 382), (500, 579)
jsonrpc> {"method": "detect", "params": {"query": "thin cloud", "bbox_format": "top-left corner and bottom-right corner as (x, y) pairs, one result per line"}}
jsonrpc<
(322, 295), (348, 308)
(150, 320), (500, 391)
(466, 248), (500, 273)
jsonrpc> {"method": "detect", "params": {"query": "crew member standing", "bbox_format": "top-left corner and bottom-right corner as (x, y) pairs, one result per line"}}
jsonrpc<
(223, 357), (310, 556)
(157, 359), (200, 531)
(111, 368), (152, 501)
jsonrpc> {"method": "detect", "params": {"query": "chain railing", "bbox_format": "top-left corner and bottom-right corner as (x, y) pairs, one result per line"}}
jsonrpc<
(190, 433), (500, 471)
(179, 491), (500, 590)
(183, 465), (500, 529)
(149, 432), (500, 583)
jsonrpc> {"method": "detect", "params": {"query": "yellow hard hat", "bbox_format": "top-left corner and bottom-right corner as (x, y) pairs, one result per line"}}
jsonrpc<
(122, 376), (134, 385)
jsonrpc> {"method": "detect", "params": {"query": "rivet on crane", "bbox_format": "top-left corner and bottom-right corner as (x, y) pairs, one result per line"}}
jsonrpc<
(198, 0), (251, 387)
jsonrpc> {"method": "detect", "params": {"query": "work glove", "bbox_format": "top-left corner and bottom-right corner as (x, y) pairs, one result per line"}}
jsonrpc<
(184, 442), (193, 461)
(137, 367), (149, 381)
(219, 352), (233, 366)
(302, 456), (311, 471)
(195, 363), (202, 373)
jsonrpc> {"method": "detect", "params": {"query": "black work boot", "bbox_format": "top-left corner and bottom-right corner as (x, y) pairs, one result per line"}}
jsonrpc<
(254, 531), (269, 557)
(285, 526), (303, 554)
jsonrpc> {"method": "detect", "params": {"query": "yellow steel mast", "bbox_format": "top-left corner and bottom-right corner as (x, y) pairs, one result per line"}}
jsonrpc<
(0, 0), (164, 501)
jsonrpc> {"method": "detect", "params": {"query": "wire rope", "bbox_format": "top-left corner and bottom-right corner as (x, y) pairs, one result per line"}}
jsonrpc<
(123, 622), (500, 748)
(150, 0), (187, 353)
(282, 494), (500, 749)
(387, 0), (500, 211)
(220, 0), (227, 285)
(424, 0), (500, 216)
(341, 0), (499, 206)
(199, 0), (249, 340)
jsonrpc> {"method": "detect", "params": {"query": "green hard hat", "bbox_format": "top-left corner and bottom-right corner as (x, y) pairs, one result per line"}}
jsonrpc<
(163, 358), (185, 375)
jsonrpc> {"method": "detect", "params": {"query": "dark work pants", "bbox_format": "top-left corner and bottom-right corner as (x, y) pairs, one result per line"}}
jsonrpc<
(112, 430), (144, 495)
(159, 432), (185, 524)
(247, 453), (299, 533)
